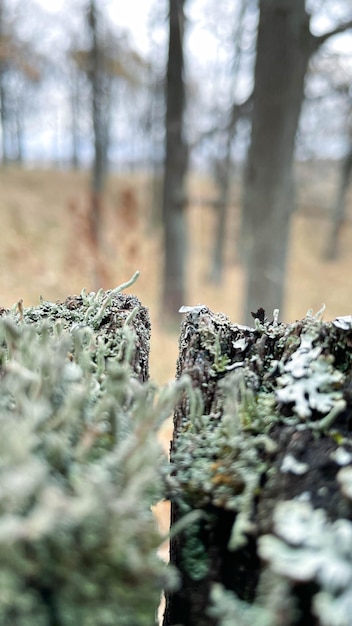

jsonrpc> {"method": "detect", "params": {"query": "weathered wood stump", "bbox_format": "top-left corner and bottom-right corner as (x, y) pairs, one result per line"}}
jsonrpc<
(164, 307), (352, 626)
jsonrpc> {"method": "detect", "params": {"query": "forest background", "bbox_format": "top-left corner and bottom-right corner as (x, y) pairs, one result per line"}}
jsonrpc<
(1, 0), (352, 384)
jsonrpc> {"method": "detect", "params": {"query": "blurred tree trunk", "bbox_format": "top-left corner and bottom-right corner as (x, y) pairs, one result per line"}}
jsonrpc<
(88, 0), (109, 197)
(0, 1), (41, 167)
(0, 0), (9, 165)
(87, 0), (110, 289)
(324, 140), (352, 260)
(14, 105), (23, 164)
(209, 97), (252, 283)
(242, 0), (311, 323)
(209, 0), (248, 284)
(209, 148), (232, 284)
(70, 65), (81, 170)
(0, 81), (7, 164)
(242, 0), (352, 324)
(162, 0), (188, 322)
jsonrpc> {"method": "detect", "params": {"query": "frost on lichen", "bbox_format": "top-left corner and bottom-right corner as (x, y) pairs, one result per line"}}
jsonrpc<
(0, 282), (177, 626)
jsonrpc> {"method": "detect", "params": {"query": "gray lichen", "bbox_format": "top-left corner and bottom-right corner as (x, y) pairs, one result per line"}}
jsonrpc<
(276, 331), (346, 428)
(208, 583), (273, 626)
(0, 278), (178, 626)
(167, 370), (277, 550)
(165, 305), (352, 626)
(259, 499), (352, 626)
(168, 307), (352, 554)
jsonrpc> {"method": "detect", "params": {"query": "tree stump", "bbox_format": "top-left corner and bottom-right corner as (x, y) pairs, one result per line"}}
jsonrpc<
(164, 306), (352, 626)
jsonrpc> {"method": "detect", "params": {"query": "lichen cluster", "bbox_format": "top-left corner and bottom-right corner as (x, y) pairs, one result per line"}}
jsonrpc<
(170, 307), (352, 514)
(165, 306), (352, 625)
(0, 279), (176, 626)
(3, 286), (352, 626)
(167, 370), (277, 550)
(259, 497), (352, 626)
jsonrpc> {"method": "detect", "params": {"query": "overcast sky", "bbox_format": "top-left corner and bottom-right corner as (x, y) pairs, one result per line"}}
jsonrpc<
(4, 0), (352, 163)
(33, 0), (161, 55)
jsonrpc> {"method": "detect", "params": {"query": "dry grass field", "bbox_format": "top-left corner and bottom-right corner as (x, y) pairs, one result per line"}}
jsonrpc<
(0, 163), (352, 385)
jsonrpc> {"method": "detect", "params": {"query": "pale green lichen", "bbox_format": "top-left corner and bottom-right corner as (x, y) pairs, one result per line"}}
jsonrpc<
(338, 465), (352, 500)
(0, 280), (179, 626)
(167, 303), (352, 622)
(167, 371), (277, 550)
(208, 575), (295, 626)
(276, 331), (346, 428)
(258, 499), (352, 626)
(194, 314), (232, 375)
(208, 583), (273, 626)
(280, 453), (309, 475)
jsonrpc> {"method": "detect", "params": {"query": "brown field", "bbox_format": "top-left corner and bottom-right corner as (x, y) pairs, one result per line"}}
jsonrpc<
(1, 163), (352, 385)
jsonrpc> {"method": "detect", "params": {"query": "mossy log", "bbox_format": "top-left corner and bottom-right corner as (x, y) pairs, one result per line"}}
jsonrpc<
(164, 307), (352, 626)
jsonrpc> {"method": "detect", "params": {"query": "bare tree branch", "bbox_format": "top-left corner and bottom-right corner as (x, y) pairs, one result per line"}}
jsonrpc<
(312, 19), (352, 50)
(189, 93), (253, 151)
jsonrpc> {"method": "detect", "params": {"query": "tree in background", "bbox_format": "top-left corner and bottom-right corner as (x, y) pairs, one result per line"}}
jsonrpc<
(319, 59), (352, 259)
(75, 0), (148, 288)
(144, 0), (168, 231)
(81, 0), (110, 288)
(0, 0), (41, 164)
(242, 0), (352, 323)
(205, 1), (257, 285)
(162, 0), (188, 323)
(67, 55), (86, 170)
(325, 125), (352, 260)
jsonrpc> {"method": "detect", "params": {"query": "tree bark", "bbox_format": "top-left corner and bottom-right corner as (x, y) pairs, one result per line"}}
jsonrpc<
(161, 0), (188, 322)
